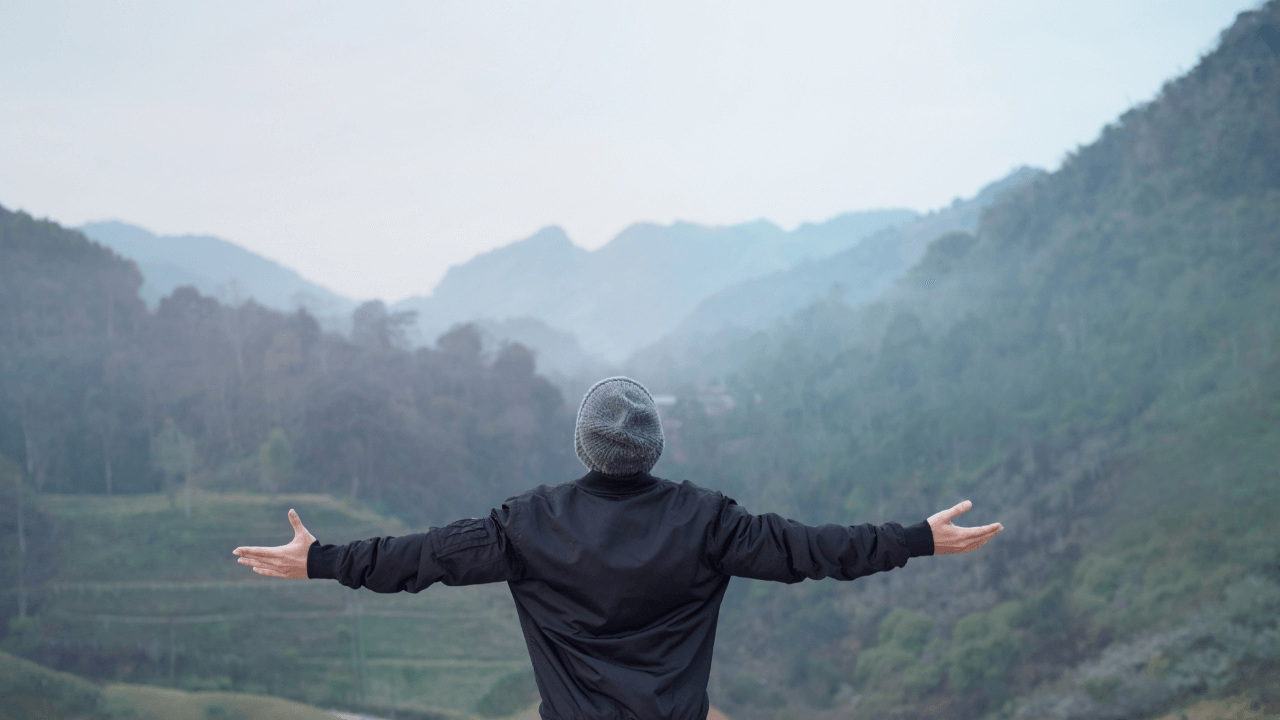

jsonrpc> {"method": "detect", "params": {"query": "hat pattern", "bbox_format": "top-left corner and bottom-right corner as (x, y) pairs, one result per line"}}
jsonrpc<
(574, 377), (664, 476)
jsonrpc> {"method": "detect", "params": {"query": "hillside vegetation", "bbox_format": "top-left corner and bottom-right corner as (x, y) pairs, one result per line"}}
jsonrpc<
(0, 202), (578, 523)
(0, 645), (363, 720)
(644, 4), (1280, 719)
(4, 491), (530, 717)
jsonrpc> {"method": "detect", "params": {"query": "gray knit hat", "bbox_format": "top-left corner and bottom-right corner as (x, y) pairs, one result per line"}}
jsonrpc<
(574, 377), (664, 476)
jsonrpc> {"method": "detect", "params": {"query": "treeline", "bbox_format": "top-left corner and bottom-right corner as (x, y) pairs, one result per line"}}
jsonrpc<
(0, 206), (578, 526)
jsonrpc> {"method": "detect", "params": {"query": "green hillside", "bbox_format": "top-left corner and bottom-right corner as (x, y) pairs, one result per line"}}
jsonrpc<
(644, 4), (1280, 719)
(0, 646), (358, 720)
(6, 492), (530, 717)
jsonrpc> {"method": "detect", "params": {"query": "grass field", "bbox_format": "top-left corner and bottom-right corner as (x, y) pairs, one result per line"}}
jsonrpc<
(14, 492), (532, 716)
(1, 647), (346, 720)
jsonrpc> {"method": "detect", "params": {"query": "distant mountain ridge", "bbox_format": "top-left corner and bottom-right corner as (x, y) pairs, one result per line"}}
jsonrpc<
(626, 167), (1042, 384)
(393, 208), (918, 361)
(72, 209), (923, 380)
(675, 167), (1040, 336)
(79, 221), (357, 322)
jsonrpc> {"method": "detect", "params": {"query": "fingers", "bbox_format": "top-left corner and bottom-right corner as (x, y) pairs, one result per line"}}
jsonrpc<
(955, 524), (1002, 543)
(960, 522), (1002, 537)
(959, 524), (1002, 552)
(238, 556), (300, 578)
(233, 545), (289, 559)
(942, 500), (973, 522)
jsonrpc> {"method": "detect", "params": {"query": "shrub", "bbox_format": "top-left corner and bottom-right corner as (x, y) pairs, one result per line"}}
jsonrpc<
(947, 601), (1025, 695)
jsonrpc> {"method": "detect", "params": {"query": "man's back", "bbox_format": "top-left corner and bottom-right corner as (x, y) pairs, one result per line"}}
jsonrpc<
(502, 473), (735, 720)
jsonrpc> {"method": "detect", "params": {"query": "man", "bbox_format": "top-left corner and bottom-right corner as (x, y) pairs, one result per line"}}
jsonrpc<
(234, 377), (1002, 720)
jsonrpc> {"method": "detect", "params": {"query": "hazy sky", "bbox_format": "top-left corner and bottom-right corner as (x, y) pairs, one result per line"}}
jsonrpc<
(0, 1), (1260, 302)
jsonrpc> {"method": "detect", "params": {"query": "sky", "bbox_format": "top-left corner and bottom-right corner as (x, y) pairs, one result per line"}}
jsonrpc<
(0, 1), (1261, 302)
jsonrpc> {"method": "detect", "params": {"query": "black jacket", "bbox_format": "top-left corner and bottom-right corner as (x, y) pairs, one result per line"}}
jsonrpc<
(308, 472), (934, 720)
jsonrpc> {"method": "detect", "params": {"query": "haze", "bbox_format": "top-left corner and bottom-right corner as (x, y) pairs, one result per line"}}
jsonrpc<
(0, 0), (1257, 301)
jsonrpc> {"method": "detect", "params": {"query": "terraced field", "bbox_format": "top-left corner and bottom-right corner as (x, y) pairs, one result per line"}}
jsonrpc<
(24, 492), (532, 717)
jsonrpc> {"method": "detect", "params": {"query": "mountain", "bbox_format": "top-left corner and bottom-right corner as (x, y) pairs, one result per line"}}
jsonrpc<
(79, 220), (357, 322)
(393, 209), (917, 361)
(626, 168), (1041, 385)
(677, 167), (1040, 337)
(643, 5), (1280, 718)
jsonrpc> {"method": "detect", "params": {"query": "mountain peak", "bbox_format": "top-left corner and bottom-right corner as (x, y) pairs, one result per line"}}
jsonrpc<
(79, 220), (353, 316)
(521, 225), (575, 250)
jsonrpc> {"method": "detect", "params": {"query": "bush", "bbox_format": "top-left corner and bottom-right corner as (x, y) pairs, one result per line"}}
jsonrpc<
(878, 608), (934, 654)
(855, 645), (916, 686)
(947, 601), (1025, 695)
(903, 662), (944, 694)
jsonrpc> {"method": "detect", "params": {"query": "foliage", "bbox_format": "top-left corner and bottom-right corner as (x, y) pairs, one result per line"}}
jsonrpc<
(0, 205), (579, 526)
(878, 608), (933, 654)
(854, 608), (936, 691)
(679, 5), (1280, 718)
(14, 492), (531, 717)
(0, 648), (103, 719)
(947, 601), (1025, 696)
(255, 429), (293, 494)
(1015, 576), (1280, 719)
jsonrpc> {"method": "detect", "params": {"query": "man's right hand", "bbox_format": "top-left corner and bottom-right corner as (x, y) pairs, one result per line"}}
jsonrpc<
(233, 509), (316, 578)
(927, 500), (1002, 554)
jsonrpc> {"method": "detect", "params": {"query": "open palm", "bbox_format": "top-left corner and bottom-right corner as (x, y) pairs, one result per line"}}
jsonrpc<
(927, 500), (1002, 554)
(232, 509), (316, 579)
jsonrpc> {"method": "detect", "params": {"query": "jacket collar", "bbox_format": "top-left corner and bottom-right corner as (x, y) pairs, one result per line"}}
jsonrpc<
(575, 470), (659, 498)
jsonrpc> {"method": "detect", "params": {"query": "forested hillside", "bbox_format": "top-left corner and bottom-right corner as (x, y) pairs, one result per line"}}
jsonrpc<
(646, 4), (1280, 719)
(0, 208), (580, 639)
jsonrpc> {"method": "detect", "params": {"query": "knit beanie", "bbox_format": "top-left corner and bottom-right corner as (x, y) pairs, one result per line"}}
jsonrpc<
(574, 377), (664, 476)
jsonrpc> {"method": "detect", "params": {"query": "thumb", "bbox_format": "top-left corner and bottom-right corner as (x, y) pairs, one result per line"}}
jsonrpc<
(288, 509), (309, 540)
(942, 500), (973, 523)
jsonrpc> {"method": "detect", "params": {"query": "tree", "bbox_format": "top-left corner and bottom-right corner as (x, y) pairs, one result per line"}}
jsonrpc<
(257, 428), (294, 494)
(151, 419), (197, 516)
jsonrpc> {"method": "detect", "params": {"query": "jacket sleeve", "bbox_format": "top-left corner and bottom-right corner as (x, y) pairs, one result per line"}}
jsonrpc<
(306, 512), (523, 593)
(706, 496), (934, 583)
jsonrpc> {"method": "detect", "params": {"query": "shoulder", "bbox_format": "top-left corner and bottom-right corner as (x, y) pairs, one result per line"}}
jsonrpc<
(654, 475), (729, 499)
(651, 476), (734, 515)
(499, 481), (575, 511)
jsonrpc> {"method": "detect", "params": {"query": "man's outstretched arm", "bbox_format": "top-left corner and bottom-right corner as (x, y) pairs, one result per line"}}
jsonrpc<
(233, 509), (521, 592)
(709, 497), (1002, 583)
